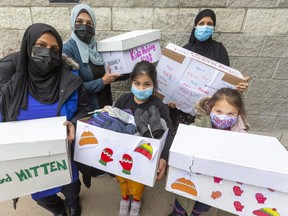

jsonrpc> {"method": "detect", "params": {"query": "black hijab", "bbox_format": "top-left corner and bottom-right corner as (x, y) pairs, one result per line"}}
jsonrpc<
(183, 9), (229, 66)
(8, 23), (63, 120)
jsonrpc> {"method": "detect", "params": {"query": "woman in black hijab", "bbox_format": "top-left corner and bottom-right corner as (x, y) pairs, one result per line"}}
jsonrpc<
(168, 9), (248, 216)
(184, 9), (230, 66)
(0, 23), (89, 216)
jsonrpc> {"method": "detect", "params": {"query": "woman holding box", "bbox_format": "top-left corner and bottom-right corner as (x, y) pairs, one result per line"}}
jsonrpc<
(0, 23), (90, 215)
(63, 3), (121, 112)
(168, 9), (249, 216)
(169, 8), (249, 130)
(63, 3), (122, 179)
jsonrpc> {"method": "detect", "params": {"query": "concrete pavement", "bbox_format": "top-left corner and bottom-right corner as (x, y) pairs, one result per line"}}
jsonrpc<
(0, 174), (218, 216)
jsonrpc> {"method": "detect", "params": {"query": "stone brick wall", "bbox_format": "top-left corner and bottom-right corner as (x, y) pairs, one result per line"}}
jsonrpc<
(0, 0), (287, 147)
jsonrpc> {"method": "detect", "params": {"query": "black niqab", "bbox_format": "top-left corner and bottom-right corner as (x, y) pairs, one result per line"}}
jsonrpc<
(184, 9), (230, 66)
(8, 23), (63, 120)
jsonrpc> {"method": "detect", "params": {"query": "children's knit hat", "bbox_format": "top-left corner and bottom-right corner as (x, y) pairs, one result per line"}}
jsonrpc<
(134, 143), (153, 160)
(79, 126), (98, 146)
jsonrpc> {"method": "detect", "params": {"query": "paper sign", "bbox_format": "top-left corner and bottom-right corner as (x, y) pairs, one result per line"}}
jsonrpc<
(157, 43), (245, 115)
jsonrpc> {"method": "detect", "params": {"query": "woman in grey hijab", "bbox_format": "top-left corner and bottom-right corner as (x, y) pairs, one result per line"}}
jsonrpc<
(63, 3), (122, 181)
(63, 3), (121, 112)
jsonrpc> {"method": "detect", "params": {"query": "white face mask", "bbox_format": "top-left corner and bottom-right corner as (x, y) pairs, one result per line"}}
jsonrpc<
(210, 113), (238, 129)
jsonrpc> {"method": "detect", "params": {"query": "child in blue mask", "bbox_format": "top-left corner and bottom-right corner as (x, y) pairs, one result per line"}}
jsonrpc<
(169, 88), (249, 216)
(114, 61), (174, 216)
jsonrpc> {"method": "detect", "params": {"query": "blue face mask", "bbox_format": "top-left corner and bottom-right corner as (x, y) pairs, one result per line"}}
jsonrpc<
(131, 85), (153, 101)
(194, 25), (214, 42)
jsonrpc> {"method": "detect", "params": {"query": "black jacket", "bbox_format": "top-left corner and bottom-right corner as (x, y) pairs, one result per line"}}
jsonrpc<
(0, 52), (89, 123)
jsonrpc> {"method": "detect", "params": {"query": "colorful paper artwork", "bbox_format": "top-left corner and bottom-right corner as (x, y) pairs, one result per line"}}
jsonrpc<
(119, 154), (133, 175)
(79, 126), (98, 146)
(171, 174), (198, 197)
(99, 148), (113, 166)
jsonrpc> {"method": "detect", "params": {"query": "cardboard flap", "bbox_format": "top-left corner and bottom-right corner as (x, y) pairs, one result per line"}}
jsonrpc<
(222, 73), (246, 86)
(162, 48), (185, 64)
(169, 124), (288, 193)
(97, 29), (160, 51)
(0, 116), (67, 161)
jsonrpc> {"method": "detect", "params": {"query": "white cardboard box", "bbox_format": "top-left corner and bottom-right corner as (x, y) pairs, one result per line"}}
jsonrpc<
(74, 117), (168, 187)
(97, 30), (161, 74)
(0, 116), (71, 202)
(166, 124), (288, 215)
(156, 43), (246, 115)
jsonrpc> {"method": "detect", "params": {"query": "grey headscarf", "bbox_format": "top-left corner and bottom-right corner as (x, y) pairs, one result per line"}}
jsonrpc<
(70, 3), (104, 65)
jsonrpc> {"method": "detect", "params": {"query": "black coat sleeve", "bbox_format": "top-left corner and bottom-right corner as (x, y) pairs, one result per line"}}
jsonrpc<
(217, 43), (230, 67)
(71, 83), (90, 124)
(158, 102), (175, 162)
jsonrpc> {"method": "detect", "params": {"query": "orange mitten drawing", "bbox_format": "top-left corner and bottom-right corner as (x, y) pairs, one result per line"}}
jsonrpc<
(211, 191), (222, 200)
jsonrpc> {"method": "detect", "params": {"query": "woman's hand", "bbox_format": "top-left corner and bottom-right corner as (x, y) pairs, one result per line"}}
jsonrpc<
(102, 65), (122, 85)
(156, 158), (167, 180)
(63, 121), (75, 144)
(236, 76), (250, 92)
(168, 101), (177, 109)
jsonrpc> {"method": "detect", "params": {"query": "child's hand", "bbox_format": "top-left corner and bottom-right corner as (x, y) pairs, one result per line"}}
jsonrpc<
(63, 121), (75, 144)
(156, 158), (167, 180)
(168, 101), (177, 109)
(236, 76), (250, 92)
(102, 65), (122, 85)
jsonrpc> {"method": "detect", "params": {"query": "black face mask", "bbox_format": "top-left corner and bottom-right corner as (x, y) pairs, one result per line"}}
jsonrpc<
(74, 23), (95, 43)
(31, 46), (61, 75)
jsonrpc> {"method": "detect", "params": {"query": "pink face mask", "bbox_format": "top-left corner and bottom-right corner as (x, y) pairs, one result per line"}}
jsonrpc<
(210, 113), (238, 129)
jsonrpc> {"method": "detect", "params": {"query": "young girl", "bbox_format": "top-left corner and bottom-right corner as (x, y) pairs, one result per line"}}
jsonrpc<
(169, 88), (248, 216)
(114, 61), (174, 216)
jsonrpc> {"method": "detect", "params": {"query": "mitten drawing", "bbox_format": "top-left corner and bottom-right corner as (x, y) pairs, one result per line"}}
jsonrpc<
(99, 148), (113, 166)
(119, 154), (133, 175)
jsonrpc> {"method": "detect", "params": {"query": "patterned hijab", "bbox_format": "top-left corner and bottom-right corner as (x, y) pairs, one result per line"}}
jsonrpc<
(70, 4), (104, 65)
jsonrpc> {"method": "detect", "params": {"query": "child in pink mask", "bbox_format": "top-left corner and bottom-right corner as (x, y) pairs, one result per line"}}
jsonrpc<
(169, 88), (249, 216)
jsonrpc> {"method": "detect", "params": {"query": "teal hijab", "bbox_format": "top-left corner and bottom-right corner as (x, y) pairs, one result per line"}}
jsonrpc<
(70, 3), (104, 65)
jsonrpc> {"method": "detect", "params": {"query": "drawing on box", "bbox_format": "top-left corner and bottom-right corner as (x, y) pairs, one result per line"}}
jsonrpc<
(213, 176), (223, 185)
(253, 207), (280, 216)
(134, 142), (153, 160)
(78, 126), (98, 146)
(255, 193), (267, 204)
(171, 173), (199, 197)
(99, 148), (114, 166)
(211, 191), (222, 200)
(119, 154), (133, 175)
(233, 185), (244, 196)
(234, 201), (244, 212)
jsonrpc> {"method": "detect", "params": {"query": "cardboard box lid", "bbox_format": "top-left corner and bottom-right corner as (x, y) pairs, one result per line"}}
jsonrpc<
(169, 124), (288, 193)
(97, 29), (160, 52)
(165, 43), (245, 81)
(0, 116), (67, 161)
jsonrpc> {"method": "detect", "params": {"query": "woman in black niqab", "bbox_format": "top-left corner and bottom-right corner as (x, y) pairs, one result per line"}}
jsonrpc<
(183, 9), (230, 66)
(8, 23), (63, 120)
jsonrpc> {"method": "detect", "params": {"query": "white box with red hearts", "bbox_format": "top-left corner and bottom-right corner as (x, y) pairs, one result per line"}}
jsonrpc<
(166, 124), (288, 215)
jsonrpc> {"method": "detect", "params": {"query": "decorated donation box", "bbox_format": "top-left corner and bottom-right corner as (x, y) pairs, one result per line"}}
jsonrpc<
(97, 29), (161, 74)
(156, 43), (246, 116)
(166, 124), (288, 215)
(0, 116), (71, 202)
(74, 118), (168, 187)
